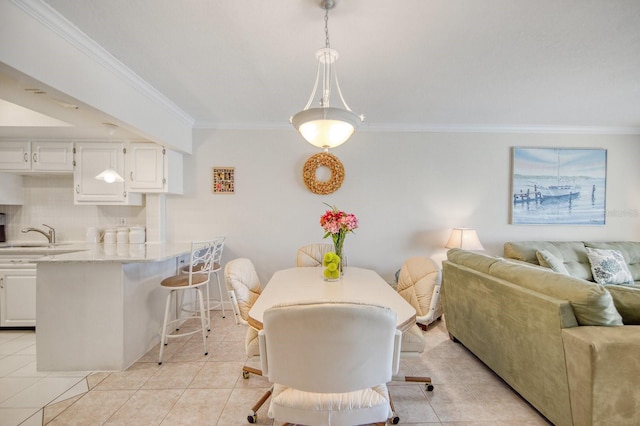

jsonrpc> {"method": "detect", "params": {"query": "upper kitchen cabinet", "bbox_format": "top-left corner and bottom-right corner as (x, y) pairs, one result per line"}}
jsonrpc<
(74, 142), (143, 205)
(127, 142), (183, 194)
(0, 141), (74, 172)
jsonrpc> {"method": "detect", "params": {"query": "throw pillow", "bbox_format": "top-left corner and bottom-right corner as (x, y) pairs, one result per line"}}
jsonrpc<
(586, 247), (633, 285)
(536, 249), (570, 275)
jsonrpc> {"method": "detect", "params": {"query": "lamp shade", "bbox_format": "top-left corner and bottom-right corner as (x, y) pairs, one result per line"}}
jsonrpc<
(445, 228), (484, 251)
(291, 107), (362, 149)
(95, 168), (124, 184)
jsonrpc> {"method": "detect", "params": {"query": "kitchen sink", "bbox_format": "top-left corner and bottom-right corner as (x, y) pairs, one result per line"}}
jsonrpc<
(0, 242), (81, 257)
(0, 243), (69, 248)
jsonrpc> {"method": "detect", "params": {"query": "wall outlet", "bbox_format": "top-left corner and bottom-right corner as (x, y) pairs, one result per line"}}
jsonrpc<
(117, 217), (127, 226)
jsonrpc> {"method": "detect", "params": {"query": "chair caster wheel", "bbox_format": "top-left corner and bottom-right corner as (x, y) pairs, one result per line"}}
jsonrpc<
(243, 370), (250, 379)
(426, 384), (434, 391)
(247, 412), (257, 423)
(391, 415), (400, 424)
(204, 352), (208, 356)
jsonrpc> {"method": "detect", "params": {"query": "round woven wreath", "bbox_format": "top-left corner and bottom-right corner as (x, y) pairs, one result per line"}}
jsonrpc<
(302, 152), (345, 195)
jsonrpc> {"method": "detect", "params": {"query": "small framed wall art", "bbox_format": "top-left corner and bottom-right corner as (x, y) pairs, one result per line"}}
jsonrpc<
(212, 167), (235, 194)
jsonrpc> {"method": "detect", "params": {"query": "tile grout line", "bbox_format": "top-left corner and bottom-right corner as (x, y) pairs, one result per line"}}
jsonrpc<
(41, 376), (89, 425)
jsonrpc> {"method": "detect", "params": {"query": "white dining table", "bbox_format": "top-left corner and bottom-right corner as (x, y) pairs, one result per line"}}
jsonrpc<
(248, 266), (416, 332)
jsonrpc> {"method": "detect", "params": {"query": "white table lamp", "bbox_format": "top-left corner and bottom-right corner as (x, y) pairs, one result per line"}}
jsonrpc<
(445, 228), (484, 251)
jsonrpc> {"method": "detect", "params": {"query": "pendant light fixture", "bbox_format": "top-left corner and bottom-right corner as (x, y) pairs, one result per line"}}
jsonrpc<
(95, 168), (124, 183)
(95, 123), (125, 184)
(290, 0), (364, 150)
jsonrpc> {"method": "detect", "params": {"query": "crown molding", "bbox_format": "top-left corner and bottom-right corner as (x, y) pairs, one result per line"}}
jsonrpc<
(193, 120), (640, 135)
(361, 123), (640, 135)
(11, 0), (195, 127)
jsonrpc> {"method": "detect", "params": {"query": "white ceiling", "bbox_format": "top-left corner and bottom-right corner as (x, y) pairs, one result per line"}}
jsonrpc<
(5, 0), (640, 137)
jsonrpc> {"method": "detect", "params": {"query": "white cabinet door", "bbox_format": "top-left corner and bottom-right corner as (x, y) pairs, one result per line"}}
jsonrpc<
(127, 142), (183, 194)
(31, 141), (74, 171)
(0, 267), (36, 327)
(0, 141), (31, 171)
(74, 142), (143, 205)
(128, 143), (165, 191)
(0, 141), (74, 172)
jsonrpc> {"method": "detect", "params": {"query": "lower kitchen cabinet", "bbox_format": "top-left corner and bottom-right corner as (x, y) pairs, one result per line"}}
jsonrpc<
(0, 264), (37, 327)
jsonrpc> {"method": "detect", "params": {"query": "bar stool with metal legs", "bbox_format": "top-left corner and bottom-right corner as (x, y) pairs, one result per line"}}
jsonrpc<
(158, 239), (217, 365)
(179, 237), (226, 325)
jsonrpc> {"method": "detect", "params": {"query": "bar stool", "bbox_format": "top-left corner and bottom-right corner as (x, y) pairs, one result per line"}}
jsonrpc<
(179, 237), (225, 322)
(158, 239), (217, 365)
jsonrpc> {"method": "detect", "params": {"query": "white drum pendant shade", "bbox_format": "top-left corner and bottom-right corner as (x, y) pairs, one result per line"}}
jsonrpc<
(291, 107), (361, 149)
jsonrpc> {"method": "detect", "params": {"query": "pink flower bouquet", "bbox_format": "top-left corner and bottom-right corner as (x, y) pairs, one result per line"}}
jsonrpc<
(319, 204), (358, 268)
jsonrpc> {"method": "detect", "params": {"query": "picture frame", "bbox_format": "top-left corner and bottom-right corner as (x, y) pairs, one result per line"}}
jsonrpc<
(511, 147), (606, 225)
(212, 167), (235, 194)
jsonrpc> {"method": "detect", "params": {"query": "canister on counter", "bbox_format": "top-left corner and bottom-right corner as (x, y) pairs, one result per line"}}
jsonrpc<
(86, 227), (100, 243)
(116, 227), (129, 244)
(129, 226), (146, 244)
(103, 229), (117, 244)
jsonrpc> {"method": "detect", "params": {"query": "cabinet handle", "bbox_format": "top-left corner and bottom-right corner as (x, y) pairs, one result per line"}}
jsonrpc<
(76, 185), (80, 194)
(130, 171), (134, 181)
(23, 153), (28, 163)
(32, 153), (38, 163)
(0, 277), (3, 289)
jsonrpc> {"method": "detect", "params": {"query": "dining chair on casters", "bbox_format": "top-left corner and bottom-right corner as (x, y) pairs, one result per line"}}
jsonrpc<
(179, 236), (226, 323)
(257, 301), (402, 426)
(397, 256), (443, 330)
(158, 240), (217, 365)
(224, 258), (270, 421)
(295, 243), (333, 267)
(393, 256), (441, 393)
(224, 258), (261, 329)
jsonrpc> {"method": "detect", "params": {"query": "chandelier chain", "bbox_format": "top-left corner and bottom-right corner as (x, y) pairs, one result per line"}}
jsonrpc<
(324, 7), (330, 48)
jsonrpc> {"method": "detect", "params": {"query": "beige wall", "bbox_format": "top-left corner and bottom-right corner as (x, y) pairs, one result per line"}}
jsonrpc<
(165, 129), (640, 283)
(2, 129), (639, 283)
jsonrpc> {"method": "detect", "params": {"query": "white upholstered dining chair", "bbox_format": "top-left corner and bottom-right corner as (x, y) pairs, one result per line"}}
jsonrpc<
(224, 257), (261, 328)
(295, 243), (334, 267)
(396, 256), (443, 330)
(223, 258), (271, 417)
(257, 301), (402, 426)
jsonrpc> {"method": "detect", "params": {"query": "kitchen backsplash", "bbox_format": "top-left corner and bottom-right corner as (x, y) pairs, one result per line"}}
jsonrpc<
(0, 175), (145, 242)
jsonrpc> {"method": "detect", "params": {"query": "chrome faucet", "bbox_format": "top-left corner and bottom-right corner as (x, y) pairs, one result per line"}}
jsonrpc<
(21, 224), (56, 244)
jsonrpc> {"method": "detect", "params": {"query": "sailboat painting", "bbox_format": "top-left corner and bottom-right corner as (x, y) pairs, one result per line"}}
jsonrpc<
(511, 147), (606, 225)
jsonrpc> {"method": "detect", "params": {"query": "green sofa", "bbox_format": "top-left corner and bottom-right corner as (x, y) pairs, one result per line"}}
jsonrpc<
(442, 242), (640, 426)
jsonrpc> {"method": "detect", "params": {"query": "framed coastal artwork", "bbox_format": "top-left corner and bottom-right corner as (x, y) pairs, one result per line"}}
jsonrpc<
(511, 147), (606, 225)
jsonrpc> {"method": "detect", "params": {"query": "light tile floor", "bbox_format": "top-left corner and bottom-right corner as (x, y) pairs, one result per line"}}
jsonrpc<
(0, 315), (552, 425)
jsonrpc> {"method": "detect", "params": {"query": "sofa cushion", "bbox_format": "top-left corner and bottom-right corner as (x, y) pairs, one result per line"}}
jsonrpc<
(584, 242), (640, 282)
(446, 248), (501, 274)
(536, 249), (570, 275)
(605, 284), (640, 325)
(504, 241), (592, 281)
(488, 259), (623, 326)
(585, 247), (633, 285)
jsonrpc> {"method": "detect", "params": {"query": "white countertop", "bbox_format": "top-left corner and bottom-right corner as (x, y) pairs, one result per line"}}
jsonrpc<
(0, 242), (192, 263)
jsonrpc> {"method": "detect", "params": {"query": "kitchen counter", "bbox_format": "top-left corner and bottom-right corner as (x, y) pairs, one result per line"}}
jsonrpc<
(0, 242), (192, 262)
(34, 242), (194, 371)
